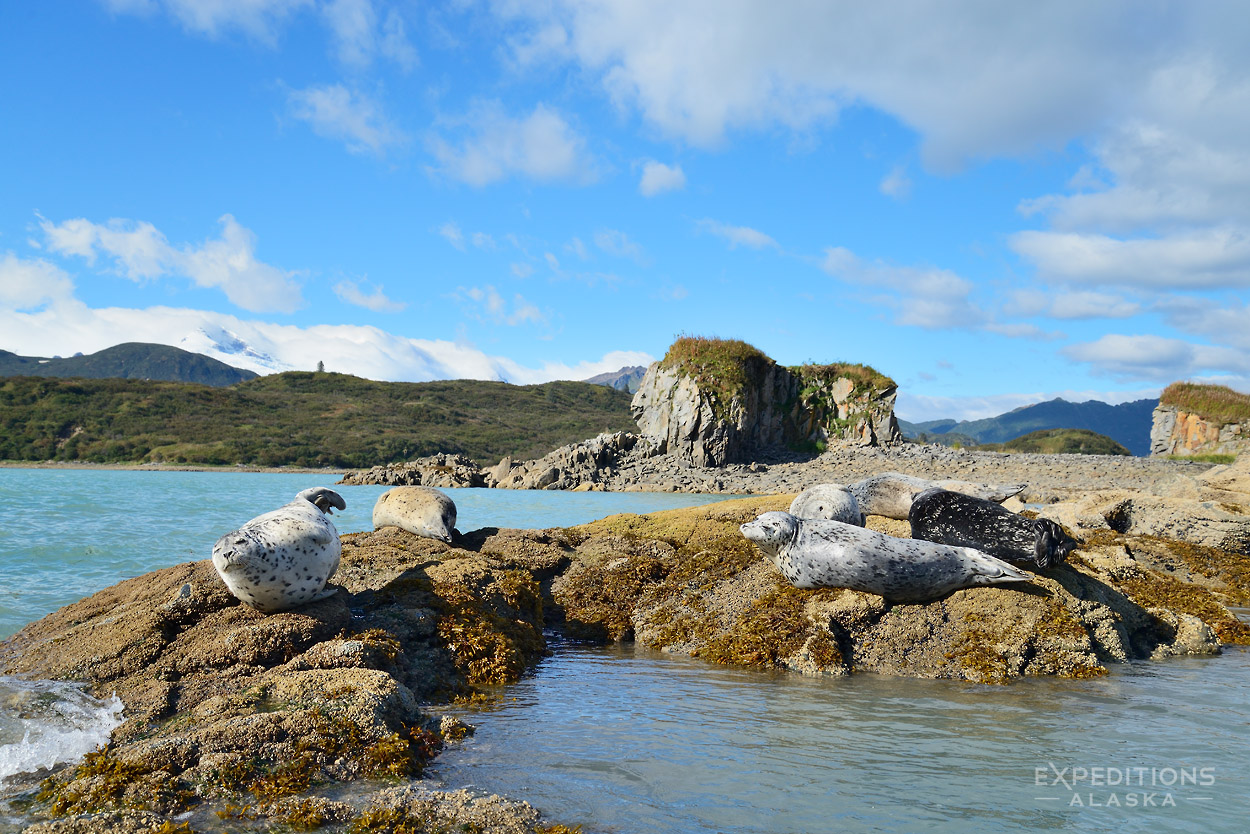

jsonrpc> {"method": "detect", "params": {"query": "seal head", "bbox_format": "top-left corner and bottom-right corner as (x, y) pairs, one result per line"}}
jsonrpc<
(372, 486), (457, 543)
(789, 483), (865, 526)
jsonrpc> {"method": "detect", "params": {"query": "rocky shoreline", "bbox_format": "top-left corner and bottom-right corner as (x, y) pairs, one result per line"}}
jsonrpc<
(4, 446), (1250, 833)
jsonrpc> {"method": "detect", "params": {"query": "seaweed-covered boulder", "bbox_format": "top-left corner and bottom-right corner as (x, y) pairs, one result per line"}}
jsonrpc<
(551, 497), (1248, 684)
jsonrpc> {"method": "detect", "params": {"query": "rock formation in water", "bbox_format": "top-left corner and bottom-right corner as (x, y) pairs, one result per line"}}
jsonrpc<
(630, 337), (900, 467)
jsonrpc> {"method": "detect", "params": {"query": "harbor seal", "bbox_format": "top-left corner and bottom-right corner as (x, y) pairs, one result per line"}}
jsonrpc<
(848, 471), (1027, 520)
(211, 486), (345, 613)
(740, 511), (1031, 603)
(908, 488), (1077, 569)
(788, 483), (864, 526)
(372, 486), (457, 543)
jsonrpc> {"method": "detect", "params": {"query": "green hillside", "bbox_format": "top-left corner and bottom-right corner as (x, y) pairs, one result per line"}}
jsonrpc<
(0, 342), (257, 387)
(0, 372), (636, 468)
(980, 428), (1131, 456)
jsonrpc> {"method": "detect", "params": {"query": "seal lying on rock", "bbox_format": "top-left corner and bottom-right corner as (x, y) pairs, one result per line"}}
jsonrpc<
(789, 483), (864, 526)
(372, 485), (457, 542)
(211, 487), (345, 613)
(740, 511), (1031, 603)
(908, 488), (1077, 569)
(849, 471), (1027, 519)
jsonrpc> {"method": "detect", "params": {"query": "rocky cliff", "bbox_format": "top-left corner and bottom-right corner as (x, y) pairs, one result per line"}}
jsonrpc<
(1150, 383), (1250, 457)
(629, 337), (899, 467)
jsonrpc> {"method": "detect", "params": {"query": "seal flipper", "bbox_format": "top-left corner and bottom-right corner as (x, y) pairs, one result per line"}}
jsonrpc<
(962, 547), (1032, 587)
(1033, 519), (1076, 569)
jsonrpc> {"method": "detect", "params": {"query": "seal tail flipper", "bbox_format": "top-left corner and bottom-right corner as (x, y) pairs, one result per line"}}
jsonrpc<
(963, 547), (1032, 587)
(1033, 519), (1076, 568)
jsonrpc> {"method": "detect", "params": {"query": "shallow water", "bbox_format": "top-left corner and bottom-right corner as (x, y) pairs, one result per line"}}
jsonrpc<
(433, 641), (1250, 834)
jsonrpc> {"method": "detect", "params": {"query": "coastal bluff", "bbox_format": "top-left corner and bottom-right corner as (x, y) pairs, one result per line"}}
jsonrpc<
(5, 481), (1250, 832)
(1150, 382), (1250, 458)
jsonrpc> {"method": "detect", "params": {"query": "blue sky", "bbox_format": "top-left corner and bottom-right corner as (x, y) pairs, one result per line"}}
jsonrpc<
(3, 1), (1248, 421)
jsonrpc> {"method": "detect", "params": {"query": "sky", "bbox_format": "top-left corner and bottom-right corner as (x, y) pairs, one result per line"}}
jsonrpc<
(2, 1), (1249, 422)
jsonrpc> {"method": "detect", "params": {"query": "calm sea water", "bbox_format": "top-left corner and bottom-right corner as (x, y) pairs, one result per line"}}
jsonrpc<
(1, 469), (1248, 833)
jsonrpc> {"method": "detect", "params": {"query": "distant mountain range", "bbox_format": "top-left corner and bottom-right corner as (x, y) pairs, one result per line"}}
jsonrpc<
(0, 343), (258, 387)
(899, 397), (1159, 456)
(584, 365), (648, 393)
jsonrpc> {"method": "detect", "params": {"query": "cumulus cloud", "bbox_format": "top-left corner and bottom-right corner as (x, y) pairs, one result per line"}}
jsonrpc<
(332, 278), (405, 312)
(1062, 333), (1250, 382)
(697, 219), (777, 250)
(456, 285), (548, 327)
(879, 165), (911, 200)
(638, 160), (686, 196)
(1010, 227), (1250, 290)
(0, 253), (76, 310)
(593, 228), (645, 262)
(429, 102), (597, 186)
(287, 83), (406, 155)
(820, 246), (983, 330)
(322, 0), (416, 69)
(103, 0), (312, 42)
(39, 214), (303, 313)
(1004, 288), (1140, 320)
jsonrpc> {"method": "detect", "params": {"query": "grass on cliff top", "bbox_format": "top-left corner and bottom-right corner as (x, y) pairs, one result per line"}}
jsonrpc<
(979, 428), (1131, 456)
(658, 336), (773, 412)
(1161, 382), (1250, 424)
(793, 362), (896, 393)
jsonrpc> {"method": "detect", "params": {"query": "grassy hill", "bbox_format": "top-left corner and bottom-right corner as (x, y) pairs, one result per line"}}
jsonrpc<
(0, 372), (636, 468)
(0, 342), (257, 387)
(980, 428), (1131, 456)
(1160, 382), (1250, 424)
(899, 397), (1158, 455)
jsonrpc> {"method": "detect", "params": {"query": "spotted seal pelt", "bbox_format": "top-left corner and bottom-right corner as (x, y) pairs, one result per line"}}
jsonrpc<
(372, 486), (457, 542)
(211, 487), (345, 613)
(908, 488), (1077, 569)
(788, 483), (864, 526)
(740, 511), (1030, 603)
(848, 471), (1027, 520)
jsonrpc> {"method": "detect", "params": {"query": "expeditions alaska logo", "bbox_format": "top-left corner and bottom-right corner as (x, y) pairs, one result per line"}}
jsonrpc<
(1035, 763), (1216, 808)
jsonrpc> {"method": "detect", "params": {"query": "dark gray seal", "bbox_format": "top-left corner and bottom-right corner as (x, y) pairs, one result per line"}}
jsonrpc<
(849, 471), (1027, 519)
(211, 486), (345, 613)
(908, 488), (1077, 569)
(740, 511), (1031, 603)
(788, 483), (864, 526)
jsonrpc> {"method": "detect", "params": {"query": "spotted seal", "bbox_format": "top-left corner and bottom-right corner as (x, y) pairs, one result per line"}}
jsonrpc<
(848, 471), (1027, 520)
(372, 486), (457, 543)
(740, 511), (1030, 602)
(211, 486), (345, 613)
(788, 483), (864, 526)
(908, 488), (1077, 569)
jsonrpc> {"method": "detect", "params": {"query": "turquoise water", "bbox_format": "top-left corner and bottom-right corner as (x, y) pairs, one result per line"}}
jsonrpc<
(2, 469), (1248, 832)
(0, 468), (731, 639)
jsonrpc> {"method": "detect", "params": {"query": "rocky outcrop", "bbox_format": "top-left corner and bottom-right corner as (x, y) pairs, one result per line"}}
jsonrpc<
(629, 345), (900, 467)
(339, 452), (489, 487)
(492, 431), (662, 490)
(1151, 403), (1250, 457)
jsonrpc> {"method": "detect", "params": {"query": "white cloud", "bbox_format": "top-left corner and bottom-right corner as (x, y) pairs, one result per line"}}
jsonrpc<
(820, 246), (983, 330)
(429, 101), (597, 186)
(1004, 288), (1140, 320)
(1010, 227), (1250, 290)
(564, 237), (589, 260)
(104, 0), (312, 42)
(322, 0), (416, 69)
(471, 232), (496, 250)
(332, 278), (406, 312)
(39, 214), (303, 313)
(879, 165), (911, 200)
(638, 160), (686, 196)
(456, 285), (548, 327)
(0, 298), (647, 385)
(1062, 333), (1250, 382)
(437, 221), (465, 250)
(510, 262), (534, 278)
(0, 253), (75, 310)
(544, 252), (560, 271)
(593, 228), (645, 262)
(697, 219), (777, 250)
(287, 83), (405, 155)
